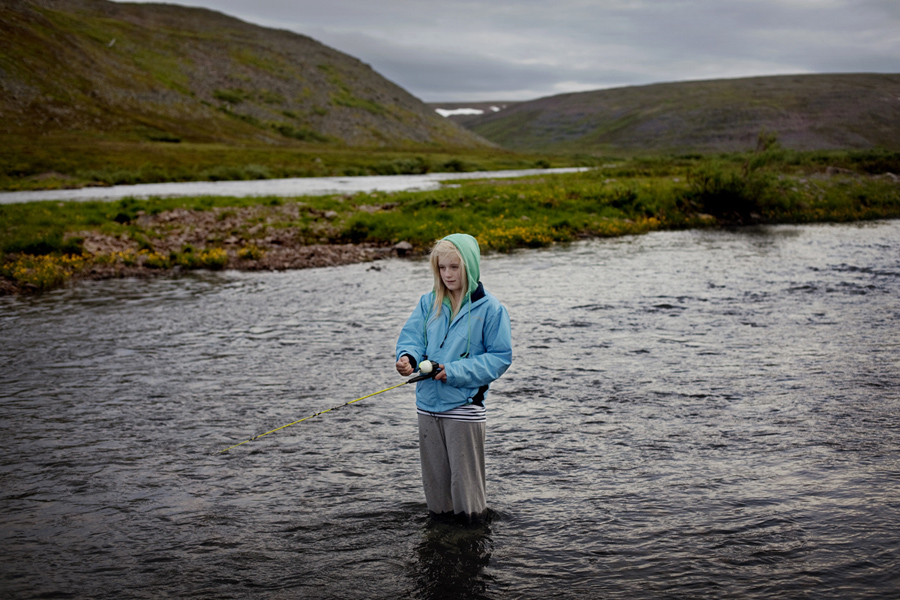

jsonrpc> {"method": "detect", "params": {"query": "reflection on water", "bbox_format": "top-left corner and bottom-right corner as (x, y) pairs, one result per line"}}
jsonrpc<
(1, 221), (899, 599)
(411, 522), (494, 600)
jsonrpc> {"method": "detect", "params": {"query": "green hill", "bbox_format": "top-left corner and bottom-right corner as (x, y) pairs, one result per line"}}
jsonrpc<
(462, 74), (900, 155)
(0, 0), (489, 149)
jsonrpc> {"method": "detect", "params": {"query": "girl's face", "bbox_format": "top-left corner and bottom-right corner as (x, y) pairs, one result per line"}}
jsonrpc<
(438, 254), (464, 294)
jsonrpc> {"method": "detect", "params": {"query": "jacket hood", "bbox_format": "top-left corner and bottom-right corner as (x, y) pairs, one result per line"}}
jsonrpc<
(443, 233), (481, 300)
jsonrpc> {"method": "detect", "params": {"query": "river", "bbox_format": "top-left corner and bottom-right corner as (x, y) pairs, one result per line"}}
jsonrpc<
(1, 220), (898, 599)
(0, 168), (586, 205)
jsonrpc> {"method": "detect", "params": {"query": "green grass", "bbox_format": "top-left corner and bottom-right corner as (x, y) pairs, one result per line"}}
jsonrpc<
(0, 136), (574, 191)
(2, 149), (898, 291)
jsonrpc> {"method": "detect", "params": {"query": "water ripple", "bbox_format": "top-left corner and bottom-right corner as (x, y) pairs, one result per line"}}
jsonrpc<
(1, 222), (899, 598)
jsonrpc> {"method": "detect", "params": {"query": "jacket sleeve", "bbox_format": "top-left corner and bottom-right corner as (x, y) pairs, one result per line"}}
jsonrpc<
(395, 294), (430, 368)
(445, 302), (512, 388)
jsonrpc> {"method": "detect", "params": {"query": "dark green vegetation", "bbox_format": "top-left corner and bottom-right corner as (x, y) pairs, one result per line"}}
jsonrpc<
(463, 74), (900, 155)
(336, 147), (900, 249)
(3, 147), (898, 292)
(0, 0), (518, 191)
(0, 137), (568, 191)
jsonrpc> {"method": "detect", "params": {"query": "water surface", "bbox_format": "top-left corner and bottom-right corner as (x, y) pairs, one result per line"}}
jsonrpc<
(0, 168), (585, 205)
(1, 221), (898, 598)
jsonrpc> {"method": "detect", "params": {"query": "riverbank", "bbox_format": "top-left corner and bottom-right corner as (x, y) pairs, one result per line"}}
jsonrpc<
(0, 197), (428, 295)
(3, 151), (899, 295)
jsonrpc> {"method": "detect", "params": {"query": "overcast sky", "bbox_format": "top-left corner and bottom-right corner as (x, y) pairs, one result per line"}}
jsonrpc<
(123, 0), (900, 102)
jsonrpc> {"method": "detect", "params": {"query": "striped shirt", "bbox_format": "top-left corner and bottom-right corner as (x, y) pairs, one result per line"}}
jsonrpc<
(417, 403), (486, 422)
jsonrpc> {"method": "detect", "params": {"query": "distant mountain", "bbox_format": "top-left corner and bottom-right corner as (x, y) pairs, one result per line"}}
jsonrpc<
(456, 74), (900, 154)
(0, 0), (489, 148)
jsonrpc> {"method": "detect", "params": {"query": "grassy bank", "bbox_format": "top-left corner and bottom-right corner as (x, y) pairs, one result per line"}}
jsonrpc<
(2, 149), (898, 293)
(0, 136), (584, 192)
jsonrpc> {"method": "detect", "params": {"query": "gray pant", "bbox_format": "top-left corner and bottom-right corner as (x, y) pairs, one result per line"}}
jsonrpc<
(417, 413), (487, 520)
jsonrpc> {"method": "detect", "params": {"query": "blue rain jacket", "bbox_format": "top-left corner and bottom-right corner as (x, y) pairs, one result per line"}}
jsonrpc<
(396, 283), (512, 413)
(396, 233), (512, 413)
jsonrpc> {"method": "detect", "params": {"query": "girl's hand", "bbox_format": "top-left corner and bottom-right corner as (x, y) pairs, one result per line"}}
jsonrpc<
(435, 364), (447, 382)
(396, 356), (414, 376)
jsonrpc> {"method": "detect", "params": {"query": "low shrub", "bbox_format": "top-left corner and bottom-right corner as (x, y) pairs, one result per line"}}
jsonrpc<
(680, 163), (774, 221)
(199, 248), (228, 270)
(371, 157), (431, 175)
(238, 244), (264, 260)
(142, 251), (170, 269)
(442, 158), (478, 172)
(477, 223), (555, 251)
(174, 246), (228, 269)
(0, 253), (87, 290)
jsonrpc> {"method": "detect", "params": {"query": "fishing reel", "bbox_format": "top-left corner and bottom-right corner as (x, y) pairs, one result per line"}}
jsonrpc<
(407, 360), (442, 382)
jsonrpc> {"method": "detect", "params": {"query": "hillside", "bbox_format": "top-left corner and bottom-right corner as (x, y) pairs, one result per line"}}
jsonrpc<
(0, 0), (489, 149)
(461, 74), (900, 155)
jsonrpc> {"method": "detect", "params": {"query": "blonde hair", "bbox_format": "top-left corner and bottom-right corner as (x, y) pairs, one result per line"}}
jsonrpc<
(430, 239), (467, 318)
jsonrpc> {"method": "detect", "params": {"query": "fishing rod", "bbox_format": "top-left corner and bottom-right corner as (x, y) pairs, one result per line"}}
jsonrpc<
(217, 360), (441, 454)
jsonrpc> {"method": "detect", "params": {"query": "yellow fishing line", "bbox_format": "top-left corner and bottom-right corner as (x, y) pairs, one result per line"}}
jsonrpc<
(218, 380), (411, 454)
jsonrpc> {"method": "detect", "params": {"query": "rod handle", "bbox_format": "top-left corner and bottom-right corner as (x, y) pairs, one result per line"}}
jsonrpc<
(407, 365), (442, 383)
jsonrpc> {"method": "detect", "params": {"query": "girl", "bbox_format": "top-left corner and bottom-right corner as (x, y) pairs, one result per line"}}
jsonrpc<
(396, 233), (512, 523)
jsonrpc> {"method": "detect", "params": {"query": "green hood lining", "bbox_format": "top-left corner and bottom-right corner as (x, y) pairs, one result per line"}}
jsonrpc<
(442, 233), (481, 302)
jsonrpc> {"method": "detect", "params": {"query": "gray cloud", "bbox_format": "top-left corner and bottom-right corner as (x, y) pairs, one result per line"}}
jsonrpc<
(308, 29), (647, 100)
(121, 0), (900, 101)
